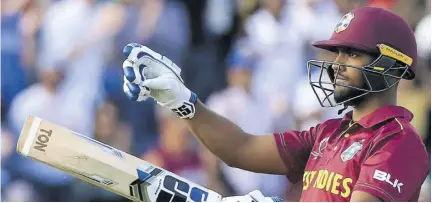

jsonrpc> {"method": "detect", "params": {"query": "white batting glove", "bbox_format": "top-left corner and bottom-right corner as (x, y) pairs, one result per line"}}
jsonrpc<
(122, 43), (197, 119)
(221, 190), (283, 202)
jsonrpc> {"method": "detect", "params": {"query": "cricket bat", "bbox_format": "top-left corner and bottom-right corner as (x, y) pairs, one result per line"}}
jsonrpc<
(16, 115), (222, 202)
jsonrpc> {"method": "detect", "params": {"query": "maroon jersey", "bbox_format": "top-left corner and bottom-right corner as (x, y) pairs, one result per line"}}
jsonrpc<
(274, 105), (429, 201)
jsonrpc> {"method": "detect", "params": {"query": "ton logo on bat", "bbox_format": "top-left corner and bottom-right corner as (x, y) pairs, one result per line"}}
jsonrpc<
(34, 129), (53, 152)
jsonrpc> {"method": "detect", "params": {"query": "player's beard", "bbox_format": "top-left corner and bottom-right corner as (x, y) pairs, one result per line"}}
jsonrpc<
(334, 83), (367, 107)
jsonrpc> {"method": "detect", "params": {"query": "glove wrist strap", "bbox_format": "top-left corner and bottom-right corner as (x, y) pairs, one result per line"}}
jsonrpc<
(170, 92), (198, 119)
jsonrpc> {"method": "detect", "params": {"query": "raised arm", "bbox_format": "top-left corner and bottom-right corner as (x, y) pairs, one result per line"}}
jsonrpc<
(187, 101), (287, 174)
(121, 43), (310, 176)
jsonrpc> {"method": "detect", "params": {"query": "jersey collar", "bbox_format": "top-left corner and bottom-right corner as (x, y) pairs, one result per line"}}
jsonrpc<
(341, 105), (413, 128)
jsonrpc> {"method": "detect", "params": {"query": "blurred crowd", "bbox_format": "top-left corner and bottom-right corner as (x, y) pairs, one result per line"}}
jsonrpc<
(1, 0), (430, 201)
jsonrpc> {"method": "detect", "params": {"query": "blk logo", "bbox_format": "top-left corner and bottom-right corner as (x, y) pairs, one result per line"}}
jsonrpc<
(373, 169), (403, 193)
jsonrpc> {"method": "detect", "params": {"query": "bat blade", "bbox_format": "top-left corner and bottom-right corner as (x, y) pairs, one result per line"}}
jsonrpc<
(16, 115), (222, 202)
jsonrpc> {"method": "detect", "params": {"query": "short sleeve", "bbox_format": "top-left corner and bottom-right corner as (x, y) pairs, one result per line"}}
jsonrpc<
(273, 125), (319, 183)
(354, 128), (430, 201)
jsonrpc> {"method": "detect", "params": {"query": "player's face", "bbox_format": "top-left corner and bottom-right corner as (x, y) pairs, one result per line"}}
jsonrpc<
(331, 48), (376, 104)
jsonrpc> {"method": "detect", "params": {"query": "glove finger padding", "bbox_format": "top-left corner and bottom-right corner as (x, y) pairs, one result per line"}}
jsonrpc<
(124, 43), (181, 75)
(123, 43), (160, 63)
(123, 81), (149, 102)
(122, 59), (144, 85)
(123, 43), (183, 83)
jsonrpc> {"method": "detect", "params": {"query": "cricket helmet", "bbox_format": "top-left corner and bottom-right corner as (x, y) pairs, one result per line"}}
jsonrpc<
(307, 6), (417, 108)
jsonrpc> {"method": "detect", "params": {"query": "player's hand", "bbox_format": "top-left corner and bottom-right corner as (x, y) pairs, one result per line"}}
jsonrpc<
(122, 43), (197, 119)
(221, 190), (283, 202)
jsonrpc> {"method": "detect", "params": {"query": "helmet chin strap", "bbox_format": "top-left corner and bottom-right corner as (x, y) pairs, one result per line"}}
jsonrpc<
(337, 105), (348, 115)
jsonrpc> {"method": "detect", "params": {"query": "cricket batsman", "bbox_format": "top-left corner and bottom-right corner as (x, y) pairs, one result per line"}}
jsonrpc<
(122, 6), (430, 202)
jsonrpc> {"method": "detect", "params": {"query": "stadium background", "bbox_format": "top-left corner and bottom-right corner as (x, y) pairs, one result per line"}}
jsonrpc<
(1, 0), (430, 201)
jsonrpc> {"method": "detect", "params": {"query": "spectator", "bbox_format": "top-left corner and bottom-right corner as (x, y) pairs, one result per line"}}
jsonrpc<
(93, 101), (132, 154)
(204, 42), (287, 197)
(332, 0), (368, 14)
(8, 64), (75, 201)
(1, 128), (38, 202)
(397, 79), (430, 140)
(37, 0), (124, 136)
(414, 8), (431, 90)
(141, 106), (205, 186)
(69, 101), (132, 202)
(413, 0), (431, 150)
(103, 0), (191, 155)
(1, 0), (42, 116)
(244, 0), (341, 132)
(180, 0), (242, 102)
(413, 5), (431, 201)
(1, 127), (15, 194)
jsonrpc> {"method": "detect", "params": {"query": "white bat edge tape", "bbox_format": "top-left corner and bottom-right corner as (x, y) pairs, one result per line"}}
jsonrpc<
(21, 117), (42, 156)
